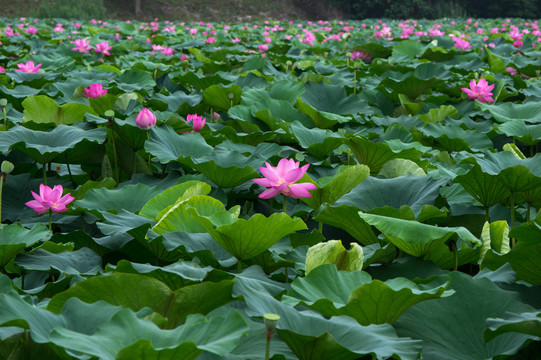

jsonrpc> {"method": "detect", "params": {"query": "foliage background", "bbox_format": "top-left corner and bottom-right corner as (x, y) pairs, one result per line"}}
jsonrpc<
(4, 0), (541, 21)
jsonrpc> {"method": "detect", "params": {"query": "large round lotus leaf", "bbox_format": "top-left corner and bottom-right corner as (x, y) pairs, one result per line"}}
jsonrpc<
(359, 211), (480, 257)
(0, 223), (51, 268)
(485, 311), (541, 342)
(198, 212), (307, 260)
(0, 125), (106, 164)
(284, 264), (451, 325)
(48, 272), (234, 328)
(145, 126), (213, 164)
(345, 136), (422, 173)
(234, 274), (422, 360)
(139, 181), (211, 220)
(395, 272), (536, 360)
(74, 183), (162, 216)
(477, 101), (541, 124)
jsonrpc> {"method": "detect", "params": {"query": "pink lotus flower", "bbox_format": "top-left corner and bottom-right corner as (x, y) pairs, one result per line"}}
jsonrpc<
(72, 38), (92, 53)
(185, 114), (205, 132)
(83, 83), (107, 99)
(94, 41), (112, 56)
(252, 158), (317, 199)
(136, 108), (156, 130)
(0, 66), (4, 73)
(25, 184), (74, 214)
(15, 60), (41, 73)
(461, 78), (495, 103)
(454, 37), (471, 50)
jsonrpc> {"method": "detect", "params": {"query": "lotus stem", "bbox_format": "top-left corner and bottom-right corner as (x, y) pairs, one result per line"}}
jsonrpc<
(42, 163), (47, 185)
(0, 175), (3, 229)
(485, 207), (490, 223)
(283, 195), (287, 214)
(510, 191), (516, 247)
(1, 100), (7, 132)
(265, 333), (271, 360)
(147, 130), (152, 173)
(353, 68), (357, 94)
(451, 240), (458, 271)
(48, 209), (52, 231)
(237, 259), (242, 275)
(107, 113), (120, 183)
(65, 155), (75, 188)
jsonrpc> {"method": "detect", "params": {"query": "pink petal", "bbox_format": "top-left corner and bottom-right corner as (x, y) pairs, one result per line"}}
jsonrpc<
(288, 183), (317, 198)
(259, 166), (280, 183)
(252, 177), (274, 187)
(259, 187), (281, 199)
(284, 167), (304, 183)
(25, 200), (50, 214)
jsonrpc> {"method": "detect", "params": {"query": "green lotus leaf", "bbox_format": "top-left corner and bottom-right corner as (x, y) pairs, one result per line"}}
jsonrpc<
(419, 123), (492, 152)
(314, 204), (379, 245)
(116, 69), (156, 92)
(380, 73), (442, 100)
(112, 259), (217, 291)
(495, 120), (541, 146)
(151, 91), (202, 112)
(479, 220), (510, 261)
(482, 225), (541, 285)
(417, 105), (458, 124)
(139, 181), (211, 220)
(303, 164), (370, 210)
(284, 264), (452, 325)
(152, 195), (238, 235)
(378, 159), (426, 178)
(74, 183), (162, 216)
(0, 223), (51, 268)
(477, 101), (541, 124)
(22, 95), (97, 126)
(336, 175), (447, 216)
(289, 120), (344, 158)
(395, 271), (536, 360)
(48, 272), (234, 328)
(453, 165), (511, 208)
(14, 248), (101, 275)
(202, 84), (242, 111)
(196, 212), (307, 260)
(359, 212), (480, 257)
(305, 241), (364, 274)
(145, 126), (214, 164)
(234, 275), (422, 360)
(296, 81), (367, 128)
(485, 311), (541, 342)
(391, 39), (425, 61)
(460, 152), (541, 193)
(345, 136), (422, 173)
(0, 125), (106, 164)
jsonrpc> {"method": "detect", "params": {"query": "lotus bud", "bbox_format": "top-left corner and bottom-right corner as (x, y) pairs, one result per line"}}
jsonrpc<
(1, 161), (14, 174)
(0, 99), (7, 109)
(136, 107), (157, 130)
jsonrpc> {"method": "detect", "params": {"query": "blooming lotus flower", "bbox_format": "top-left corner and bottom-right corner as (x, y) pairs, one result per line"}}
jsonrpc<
(185, 114), (205, 132)
(252, 158), (317, 199)
(25, 184), (74, 214)
(136, 108), (156, 130)
(454, 37), (471, 50)
(83, 83), (107, 99)
(15, 60), (41, 73)
(94, 41), (112, 56)
(461, 78), (495, 103)
(72, 38), (92, 53)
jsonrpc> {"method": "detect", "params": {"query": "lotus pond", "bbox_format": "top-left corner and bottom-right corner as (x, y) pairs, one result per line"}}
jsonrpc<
(0, 16), (540, 360)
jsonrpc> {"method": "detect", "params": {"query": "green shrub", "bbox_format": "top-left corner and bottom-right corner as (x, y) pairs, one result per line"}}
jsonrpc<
(33, 0), (108, 20)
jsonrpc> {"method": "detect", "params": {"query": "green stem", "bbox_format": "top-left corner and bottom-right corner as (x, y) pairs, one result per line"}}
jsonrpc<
(147, 130), (152, 173)
(510, 191), (516, 247)
(353, 69), (357, 94)
(0, 176), (3, 228)
(265, 331), (271, 360)
(237, 259), (242, 274)
(283, 196), (287, 214)
(110, 124), (119, 183)
(485, 207), (490, 223)
(2, 105), (7, 132)
(451, 241), (458, 272)
(48, 209), (52, 231)
(65, 155), (75, 188)
(42, 163), (47, 185)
